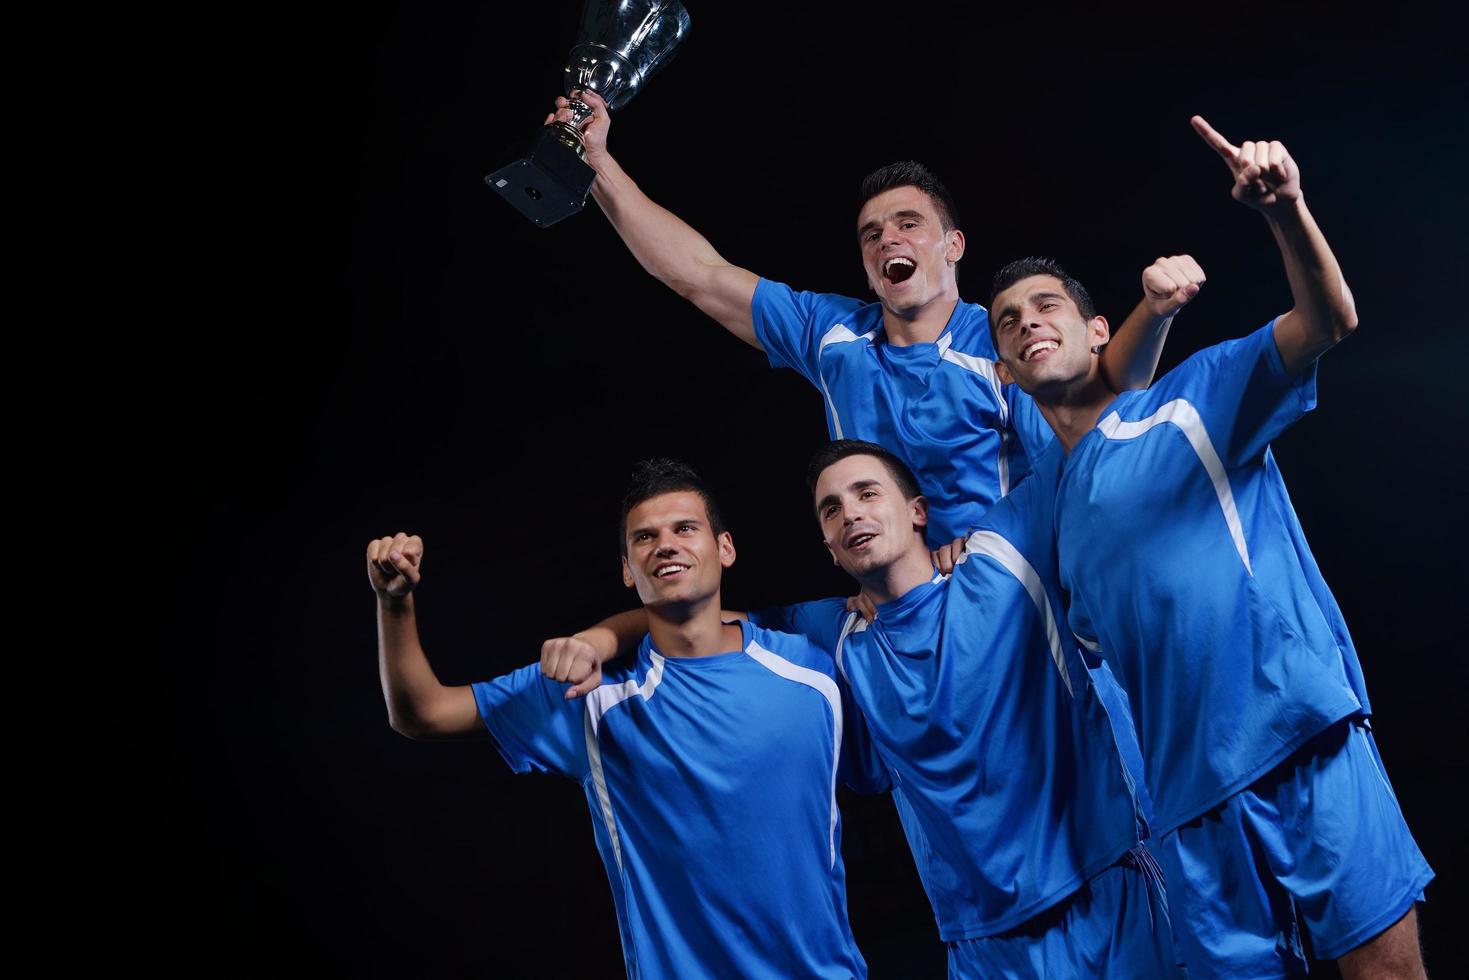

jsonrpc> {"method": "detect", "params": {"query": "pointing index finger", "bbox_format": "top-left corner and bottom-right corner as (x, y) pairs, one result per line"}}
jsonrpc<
(1191, 115), (1238, 162)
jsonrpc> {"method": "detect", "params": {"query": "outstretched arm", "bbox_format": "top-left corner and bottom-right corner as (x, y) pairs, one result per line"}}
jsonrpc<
(549, 90), (761, 347)
(1099, 255), (1208, 391)
(1192, 116), (1357, 375)
(368, 533), (482, 739)
(541, 606), (758, 698)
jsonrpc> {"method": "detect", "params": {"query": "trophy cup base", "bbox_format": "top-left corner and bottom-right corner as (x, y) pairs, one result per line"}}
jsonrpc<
(485, 126), (597, 228)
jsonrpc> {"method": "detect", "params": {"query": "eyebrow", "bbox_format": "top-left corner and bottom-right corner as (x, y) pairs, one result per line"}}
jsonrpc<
(856, 210), (926, 240)
(996, 290), (1068, 323)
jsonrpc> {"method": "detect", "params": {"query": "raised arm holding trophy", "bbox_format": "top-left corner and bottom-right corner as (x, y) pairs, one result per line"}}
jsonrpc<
(485, 0), (689, 227)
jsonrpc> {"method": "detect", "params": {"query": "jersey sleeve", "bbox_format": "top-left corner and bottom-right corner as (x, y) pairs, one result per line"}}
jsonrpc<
(750, 278), (863, 386)
(472, 664), (589, 781)
(1176, 319), (1319, 468)
(748, 597), (851, 653)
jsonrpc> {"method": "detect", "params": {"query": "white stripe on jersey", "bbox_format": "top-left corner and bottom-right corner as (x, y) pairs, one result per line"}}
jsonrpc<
(816, 322), (879, 439)
(745, 640), (845, 868)
(938, 340), (1012, 496)
(1097, 399), (1253, 574)
(583, 652), (667, 872)
(963, 530), (1074, 696)
(833, 611), (870, 685)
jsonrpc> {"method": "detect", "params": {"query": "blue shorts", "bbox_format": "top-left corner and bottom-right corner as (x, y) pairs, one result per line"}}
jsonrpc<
(1156, 718), (1433, 978)
(948, 848), (1183, 979)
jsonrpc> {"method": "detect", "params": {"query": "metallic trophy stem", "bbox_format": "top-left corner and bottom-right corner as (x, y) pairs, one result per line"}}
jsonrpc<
(547, 97), (595, 158)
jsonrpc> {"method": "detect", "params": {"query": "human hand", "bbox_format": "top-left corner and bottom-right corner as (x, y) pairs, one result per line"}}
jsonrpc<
(540, 634), (605, 699)
(1192, 115), (1301, 215)
(366, 532), (423, 598)
(1141, 254), (1207, 317)
(545, 88), (611, 167)
(845, 590), (878, 624)
(931, 536), (969, 575)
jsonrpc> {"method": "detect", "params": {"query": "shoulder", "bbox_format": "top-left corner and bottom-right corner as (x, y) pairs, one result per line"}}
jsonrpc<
(754, 277), (868, 319)
(937, 299), (998, 359)
(746, 621), (844, 680)
(1150, 320), (1284, 397)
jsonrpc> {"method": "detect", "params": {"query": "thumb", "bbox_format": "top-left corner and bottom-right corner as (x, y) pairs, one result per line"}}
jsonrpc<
(565, 667), (602, 700)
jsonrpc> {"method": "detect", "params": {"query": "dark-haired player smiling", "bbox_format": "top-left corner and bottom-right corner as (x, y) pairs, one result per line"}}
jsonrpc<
(988, 117), (1433, 978)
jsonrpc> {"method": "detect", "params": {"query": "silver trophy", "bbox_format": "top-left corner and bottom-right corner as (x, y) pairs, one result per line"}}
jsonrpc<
(486, 1), (691, 228)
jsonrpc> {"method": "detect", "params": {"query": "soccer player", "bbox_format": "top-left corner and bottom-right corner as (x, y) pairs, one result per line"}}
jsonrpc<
(986, 117), (1433, 977)
(546, 90), (1204, 546)
(547, 442), (1182, 978)
(369, 459), (870, 979)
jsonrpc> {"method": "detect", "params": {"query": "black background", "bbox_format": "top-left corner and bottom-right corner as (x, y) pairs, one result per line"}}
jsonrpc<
(133, 2), (1467, 975)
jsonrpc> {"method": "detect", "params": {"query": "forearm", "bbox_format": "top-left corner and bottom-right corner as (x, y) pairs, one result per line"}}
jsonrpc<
(590, 153), (759, 344)
(577, 607), (650, 662)
(377, 594), (477, 738)
(1099, 299), (1174, 392)
(1267, 198), (1358, 370)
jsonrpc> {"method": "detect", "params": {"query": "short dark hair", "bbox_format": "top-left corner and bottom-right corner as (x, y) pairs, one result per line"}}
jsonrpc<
(619, 458), (729, 555)
(806, 440), (922, 507)
(858, 161), (961, 232)
(988, 257), (1098, 339)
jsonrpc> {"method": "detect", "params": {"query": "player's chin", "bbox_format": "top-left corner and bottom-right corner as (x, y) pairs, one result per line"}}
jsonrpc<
(839, 551), (880, 576)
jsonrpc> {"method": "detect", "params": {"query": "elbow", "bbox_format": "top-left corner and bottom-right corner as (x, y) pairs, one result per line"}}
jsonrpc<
(389, 711), (428, 740)
(387, 701), (440, 741)
(1333, 282), (1359, 341)
(662, 270), (703, 303)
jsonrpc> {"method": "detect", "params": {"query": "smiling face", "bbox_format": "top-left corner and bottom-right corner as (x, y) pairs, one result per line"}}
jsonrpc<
(856, 186), (965, 319)
(621, 491), (735, 610)
(990, 274), (1110, 399)
(812, 453), (929, 580)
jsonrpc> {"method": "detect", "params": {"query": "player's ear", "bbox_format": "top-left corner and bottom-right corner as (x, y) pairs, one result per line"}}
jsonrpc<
(946, 228), (965, 265)
(717, 531), (736, 569)
(823, 537), (839, 567)
(1088, 315), (1111, 353)
(996, 358), (1015, 385)
(621, 556), (635, 588)
(911, 494), (929, 530)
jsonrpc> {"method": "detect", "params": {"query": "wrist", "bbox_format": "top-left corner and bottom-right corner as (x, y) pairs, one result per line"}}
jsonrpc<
(1260, 194), (1308, 228)
(573, 627), (617, 660)
(377, 591), (415, 614)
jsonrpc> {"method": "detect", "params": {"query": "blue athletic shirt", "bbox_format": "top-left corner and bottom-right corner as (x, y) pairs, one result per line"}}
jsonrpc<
(751, 277), (1156, 832)
(752, 475), (1144, 941)
(751, 279), (1052, 546)
(472, 617), (869, 980)
(1053, 320), (1370, 836)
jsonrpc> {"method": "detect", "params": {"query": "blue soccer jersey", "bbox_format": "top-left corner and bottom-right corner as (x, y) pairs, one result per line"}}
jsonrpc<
(1054, 320), (1369, 835)
(752, 278), (1052, 545)
(755, 475), (1144, 941)
(472, 618), (868, 980)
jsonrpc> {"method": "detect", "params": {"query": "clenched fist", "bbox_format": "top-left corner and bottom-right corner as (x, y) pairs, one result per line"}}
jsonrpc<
(540, 634), (605, 700)
(1141, 255), (1206, 318)
(366, 532), (423, 598)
